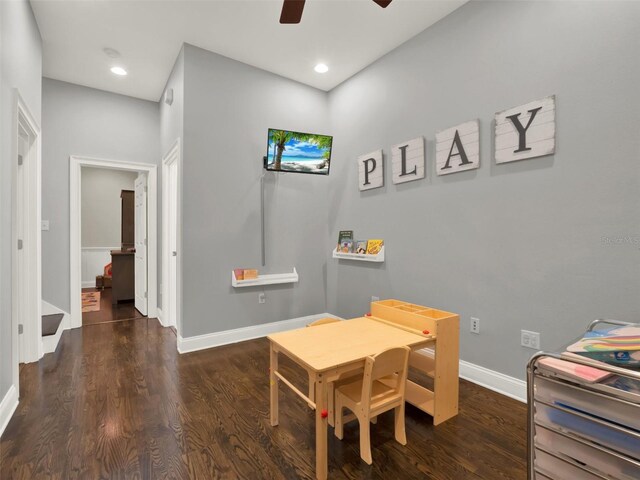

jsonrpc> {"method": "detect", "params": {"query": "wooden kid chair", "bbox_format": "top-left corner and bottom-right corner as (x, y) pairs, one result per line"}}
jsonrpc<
(306, 317), (340, 328)
(334, 346), (411, 465)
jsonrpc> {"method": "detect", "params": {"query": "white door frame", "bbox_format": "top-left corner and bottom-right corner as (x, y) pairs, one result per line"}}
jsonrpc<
(69, 156), (158, 329)
(161, 139), (181, 333)
(11, 90), (42, 385)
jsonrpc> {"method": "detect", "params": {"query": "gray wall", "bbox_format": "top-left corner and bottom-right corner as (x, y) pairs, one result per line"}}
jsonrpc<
(160, 47), (184, 157)
(0, 0), (42, 402)
(327, 0), (640, 380)
(41, 78), (160, 312)
(179, 44), (330, 337)
(81, 168), (137, 247)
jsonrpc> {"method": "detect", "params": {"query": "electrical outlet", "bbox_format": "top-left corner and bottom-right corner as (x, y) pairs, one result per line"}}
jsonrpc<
(530, 331), (541, 349)
(521, 330), (541, 349)
(371, 296), (380, 302)
(470, 317), (480, 334)
(258, 292), (266, 304)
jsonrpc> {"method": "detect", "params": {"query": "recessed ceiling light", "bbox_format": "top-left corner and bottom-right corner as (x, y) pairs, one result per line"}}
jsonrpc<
(314, 63), (329, 74)
(110, 66), (127, 76)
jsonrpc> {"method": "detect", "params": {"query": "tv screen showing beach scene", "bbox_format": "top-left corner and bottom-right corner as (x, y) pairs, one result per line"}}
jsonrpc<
(266, 128), (333, 175)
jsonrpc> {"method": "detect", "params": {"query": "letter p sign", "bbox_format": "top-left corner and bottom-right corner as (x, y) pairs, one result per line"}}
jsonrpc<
(358, 150), (384, 191)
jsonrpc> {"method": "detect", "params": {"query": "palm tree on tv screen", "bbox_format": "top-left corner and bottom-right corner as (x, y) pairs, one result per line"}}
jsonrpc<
(316, 135), (332, 167)
(269, 129), (294, 170)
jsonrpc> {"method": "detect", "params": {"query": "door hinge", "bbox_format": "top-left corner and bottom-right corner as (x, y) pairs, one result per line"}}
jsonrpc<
(18, 324), (23, 334)
(18, 154), (24, 166)
(17, 239), (23, 250)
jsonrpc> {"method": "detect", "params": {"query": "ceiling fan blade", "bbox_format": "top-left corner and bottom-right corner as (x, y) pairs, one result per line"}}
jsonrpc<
(372, 0), (392, 8)
(280, 0), (306, 24)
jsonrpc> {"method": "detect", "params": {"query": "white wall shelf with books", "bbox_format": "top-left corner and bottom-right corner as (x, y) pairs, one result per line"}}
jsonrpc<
(231, 268), (299, 288)
(332, 246), (385, 263)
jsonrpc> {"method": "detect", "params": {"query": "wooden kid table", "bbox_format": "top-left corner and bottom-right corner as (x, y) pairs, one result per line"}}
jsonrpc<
(267, 299), (460, 480)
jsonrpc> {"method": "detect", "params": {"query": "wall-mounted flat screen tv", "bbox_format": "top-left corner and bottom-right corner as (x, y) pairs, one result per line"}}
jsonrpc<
(266, 128), (333, 175)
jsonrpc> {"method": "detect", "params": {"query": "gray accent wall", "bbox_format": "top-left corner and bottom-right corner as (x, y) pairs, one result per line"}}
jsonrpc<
(41, 79), (160, 312)
(0, 0), (42, 402)
(326, 0), (640, 380)
(177, 44), (330, 337)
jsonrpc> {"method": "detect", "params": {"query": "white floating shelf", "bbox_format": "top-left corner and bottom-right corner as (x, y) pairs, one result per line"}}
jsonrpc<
(232, 268), (299, 288)
(332, 246), (384, 263)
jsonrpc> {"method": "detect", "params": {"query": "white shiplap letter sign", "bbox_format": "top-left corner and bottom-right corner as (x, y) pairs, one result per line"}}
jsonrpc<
(357, 149), (384, 191)
(391, 137), (425, 184)
(436, 120), (479, 175)
(495, 95), (556, 164)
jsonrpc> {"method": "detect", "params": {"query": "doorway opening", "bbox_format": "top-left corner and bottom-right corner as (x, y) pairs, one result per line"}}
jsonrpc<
(79, 167), (149, 326)
(70, 157), (158, 329)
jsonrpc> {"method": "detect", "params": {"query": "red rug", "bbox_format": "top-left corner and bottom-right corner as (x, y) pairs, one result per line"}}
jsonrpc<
(82, 291), (101, 312)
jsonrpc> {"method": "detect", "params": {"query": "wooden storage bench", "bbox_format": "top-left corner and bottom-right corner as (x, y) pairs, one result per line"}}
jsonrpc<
(371, 299), (460, 425)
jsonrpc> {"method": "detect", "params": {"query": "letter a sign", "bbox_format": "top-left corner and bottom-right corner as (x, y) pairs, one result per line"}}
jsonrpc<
(436, 120), (480, 175)
(495, 95), (556, 164)
(358, 149), (384, 191)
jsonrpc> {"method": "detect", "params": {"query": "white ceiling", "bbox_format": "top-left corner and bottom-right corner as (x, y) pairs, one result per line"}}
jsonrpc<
(31, 0), (467, 102)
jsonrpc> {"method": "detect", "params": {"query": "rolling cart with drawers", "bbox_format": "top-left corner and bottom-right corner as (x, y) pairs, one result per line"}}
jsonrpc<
(527, 319), (640, 480)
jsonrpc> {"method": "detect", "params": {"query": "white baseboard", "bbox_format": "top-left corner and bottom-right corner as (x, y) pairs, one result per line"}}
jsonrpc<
(82, 281), (95, 288)
(417, 347), (526, 403)
(42, 301), (70, 355)
(459, 359), (526, 402)
(177, 313), (341, 354)
(156, 308), (165, 327)
(0, 385), (19, 438)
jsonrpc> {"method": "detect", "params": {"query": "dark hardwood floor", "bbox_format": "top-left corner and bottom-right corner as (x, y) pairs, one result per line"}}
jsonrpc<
(0, 319), (527, 479)
(82, 287), (146, 326)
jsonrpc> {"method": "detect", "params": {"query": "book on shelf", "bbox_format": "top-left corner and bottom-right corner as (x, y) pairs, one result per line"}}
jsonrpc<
(337, 230), (353, 251)
(354, 240), (367, 254)
(243, 269), (258, 280)
(366, 239), (384, 255)
(340, 240), (353, 253)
